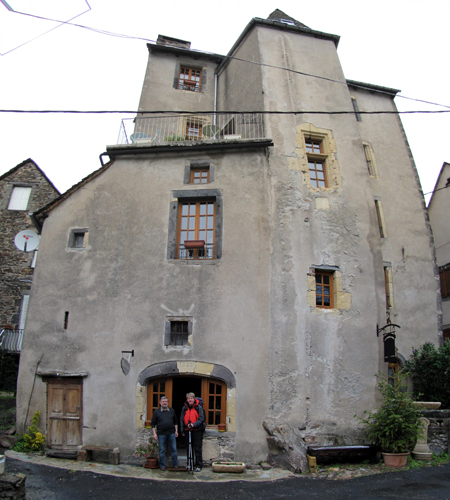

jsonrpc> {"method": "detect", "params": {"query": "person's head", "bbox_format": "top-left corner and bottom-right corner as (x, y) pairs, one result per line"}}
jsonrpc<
(160, 396), (169, 408)
(186, 392), (195, 406)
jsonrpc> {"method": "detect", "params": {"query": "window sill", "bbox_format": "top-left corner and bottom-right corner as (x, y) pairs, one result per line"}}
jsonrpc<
(167, 259), (219, 265)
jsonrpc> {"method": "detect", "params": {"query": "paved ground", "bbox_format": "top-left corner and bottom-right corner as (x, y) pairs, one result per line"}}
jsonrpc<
(3, 451), (450, 499)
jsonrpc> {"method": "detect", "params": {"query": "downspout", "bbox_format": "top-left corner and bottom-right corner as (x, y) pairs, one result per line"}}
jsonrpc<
(214, 72), (218, 126)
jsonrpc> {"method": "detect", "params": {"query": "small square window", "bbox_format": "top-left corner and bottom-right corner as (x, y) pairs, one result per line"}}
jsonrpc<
(8, 186), (32, 210)
(69, 229), (88, 249)
(190, 168), (209, 184)
(315, 271), (334, 308)
(164, 319), (192, 346)
(177, 67), (201, 92)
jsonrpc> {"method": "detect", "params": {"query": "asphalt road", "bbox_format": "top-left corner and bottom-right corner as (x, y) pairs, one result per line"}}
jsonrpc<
(5, 457), (450, 500)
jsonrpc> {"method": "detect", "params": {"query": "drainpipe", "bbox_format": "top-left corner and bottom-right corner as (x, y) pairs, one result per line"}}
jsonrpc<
(214, 73), (218, 126)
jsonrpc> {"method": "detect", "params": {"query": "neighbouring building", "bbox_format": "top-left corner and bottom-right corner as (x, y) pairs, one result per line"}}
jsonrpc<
(428, 162), (450, 343)
(17, 10), (441, 470)
(0, 159), (59, 356)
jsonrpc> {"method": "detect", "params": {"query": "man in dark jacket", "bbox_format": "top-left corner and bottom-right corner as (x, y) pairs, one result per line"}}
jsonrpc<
(180, 392), (205, 472)
(151, 396), (178, 470)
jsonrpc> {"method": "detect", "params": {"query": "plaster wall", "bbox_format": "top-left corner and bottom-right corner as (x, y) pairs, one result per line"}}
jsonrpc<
(17, 148), (272, 461)
(138, 50), (218, 113)
(428, 163), (450, 267)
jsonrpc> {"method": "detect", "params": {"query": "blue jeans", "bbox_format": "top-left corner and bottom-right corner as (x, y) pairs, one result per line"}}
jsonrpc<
(157, 434), (178, 468)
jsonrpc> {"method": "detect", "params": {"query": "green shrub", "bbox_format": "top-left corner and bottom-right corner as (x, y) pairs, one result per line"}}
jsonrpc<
(404, 341), (450, 409)
(13, 411), (45, 452)
(359, 372), (422, 453)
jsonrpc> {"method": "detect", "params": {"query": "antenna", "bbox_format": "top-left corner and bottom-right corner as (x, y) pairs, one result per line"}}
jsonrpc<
(14, 230), (40, 252)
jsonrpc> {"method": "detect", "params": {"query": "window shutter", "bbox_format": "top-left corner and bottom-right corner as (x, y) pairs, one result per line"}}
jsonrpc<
(164, 322), (171, 346)
(8, 187), (32, 210)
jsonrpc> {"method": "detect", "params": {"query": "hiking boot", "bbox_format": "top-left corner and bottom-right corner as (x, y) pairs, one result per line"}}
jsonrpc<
(195, 467), (202, 472)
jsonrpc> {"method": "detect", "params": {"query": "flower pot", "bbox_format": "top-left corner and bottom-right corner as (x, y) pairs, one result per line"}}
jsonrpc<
(382, 452), (409, 467)
(145, 421), (152, 428)
(184, 240), (205, 249)
(217, 424), (226, 432)
(144, 457), (159, 469)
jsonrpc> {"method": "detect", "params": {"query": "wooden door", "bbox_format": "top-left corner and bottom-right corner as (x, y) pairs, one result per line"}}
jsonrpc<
(46, 378), (82, 450)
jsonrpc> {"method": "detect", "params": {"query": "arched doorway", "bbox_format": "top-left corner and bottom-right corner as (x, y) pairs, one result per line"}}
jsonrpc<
(137, 361), (235, 432)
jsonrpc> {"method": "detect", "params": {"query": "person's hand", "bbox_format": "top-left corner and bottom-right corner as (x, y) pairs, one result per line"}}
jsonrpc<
(175, 431), (178, 438)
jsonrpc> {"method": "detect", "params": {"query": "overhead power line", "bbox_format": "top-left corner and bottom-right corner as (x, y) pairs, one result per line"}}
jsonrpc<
(3, 9), (450, 111)
(0, 109), (449, 115)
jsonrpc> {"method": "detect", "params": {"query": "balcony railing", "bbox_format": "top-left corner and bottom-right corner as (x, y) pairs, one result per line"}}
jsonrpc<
(0, 329), (23, 352)
(117, 113), (265, 145)
(175, 243), (215, 260)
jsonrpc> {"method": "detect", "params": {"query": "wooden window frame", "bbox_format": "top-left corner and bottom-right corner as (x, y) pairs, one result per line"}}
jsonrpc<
(177, 67), (202, 92)
(201, 379), (227, 428)
(388, 362), (399, 387)
(176, 199), (216, 260)
(146, 378), (173, 421)
(315, 270), (334, 308)
(439, 266), (450, 299)
(190, 168), (210, 184)
(305, 137), (329, 188)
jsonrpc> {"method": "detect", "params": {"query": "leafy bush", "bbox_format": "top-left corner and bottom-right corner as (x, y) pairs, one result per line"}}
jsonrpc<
(404, 341), (450, 409)
(359, 372), (422, 453)
(13, 411), (45, 452)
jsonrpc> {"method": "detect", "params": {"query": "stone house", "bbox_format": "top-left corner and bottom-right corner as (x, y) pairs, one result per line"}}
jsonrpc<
(16, 10), (440, 470)
(428, 162), (450, 343)
(0, 159), (59, 353)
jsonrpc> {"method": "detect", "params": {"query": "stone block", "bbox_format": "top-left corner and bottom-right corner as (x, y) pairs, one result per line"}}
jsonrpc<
(203, 439), (219, 461)
(195, 362), (214, 376)
(335, 292), (351, 310)
(315, 198), (330, 210)
(177, 361), (196, 373)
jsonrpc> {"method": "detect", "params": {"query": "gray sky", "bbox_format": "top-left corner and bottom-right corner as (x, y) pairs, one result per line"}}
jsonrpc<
(0, 0), (449, 202)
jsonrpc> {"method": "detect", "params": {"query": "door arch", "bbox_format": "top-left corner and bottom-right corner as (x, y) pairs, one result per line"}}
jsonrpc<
(137, 361), (235, 431)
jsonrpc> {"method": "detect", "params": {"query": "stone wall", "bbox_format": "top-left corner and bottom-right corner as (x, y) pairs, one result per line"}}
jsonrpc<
(422, 410), (450, 455)
(0, 160), (59, 329)
(0, 473), (26, 500)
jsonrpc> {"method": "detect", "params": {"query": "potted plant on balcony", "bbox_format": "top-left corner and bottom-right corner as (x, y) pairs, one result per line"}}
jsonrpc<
(359, 372), (423, 467)
(136, 436), (159, 468)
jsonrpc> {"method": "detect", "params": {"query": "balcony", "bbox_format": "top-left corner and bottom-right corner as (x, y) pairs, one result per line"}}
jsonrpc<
(117, 113), (265, 146)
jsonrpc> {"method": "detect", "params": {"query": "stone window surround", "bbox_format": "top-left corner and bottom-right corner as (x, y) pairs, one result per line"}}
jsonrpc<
(167, 188), (223, 261)
(384, 262), (394, 310)
(173, 63), (207, 93)
(362, 141), (380, 179)
(295, 123), (342, 191)
(374, 197), (387, 239)
(184, 160), (215, 184)
(67, 228), (89, 251)
(164, 316), (193, 347)
(307, 265), (351, 313)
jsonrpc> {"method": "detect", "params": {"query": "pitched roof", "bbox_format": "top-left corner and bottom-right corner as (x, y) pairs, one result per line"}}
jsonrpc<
(267, 9), (310, 29)
(0, 158), (60, 195)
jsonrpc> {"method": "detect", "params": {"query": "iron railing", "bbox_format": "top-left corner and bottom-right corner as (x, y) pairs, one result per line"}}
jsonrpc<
(117, 113), (265, 145)
(175, 243), (215, 260)
(0, 329), (23, 352)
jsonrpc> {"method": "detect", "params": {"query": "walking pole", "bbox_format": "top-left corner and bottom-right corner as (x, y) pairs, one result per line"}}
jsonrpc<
(188, 430), (194, 474)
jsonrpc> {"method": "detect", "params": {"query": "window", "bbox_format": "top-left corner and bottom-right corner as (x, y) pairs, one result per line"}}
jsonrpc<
(177, 67), (201, 92)
(8, 186), (31, 210)
(351, 97), (362, 122)
(170, 321), (188, 345)
(384, 265), (394, 310)
(68, 229), (88, 249)
(190, 168), (209, 184)
(202, 379), (227, 427)
(186, 119), (202, 140)
(177, 201), (215, 259)
(168, 189), (222, 260)
(388, 362), (399, 387)
(444, 329), (450, 344)
(439, 265), (450, 298)
(375, 199), (387, 238)
(280, 19), (296, 25)
(147, 379), (173, 420)
(363, 142), (379, 178)
(315, 271), (334, 308)
(306, 139), (327, 188)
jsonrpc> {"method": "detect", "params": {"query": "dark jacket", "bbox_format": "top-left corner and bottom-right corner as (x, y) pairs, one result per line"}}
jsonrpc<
(180, 399), (205, 434)
(150, 407), (177, 435)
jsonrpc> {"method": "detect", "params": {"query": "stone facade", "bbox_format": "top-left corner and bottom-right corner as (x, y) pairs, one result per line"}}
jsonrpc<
(423, 410), (450, 455)
(17, 11), (440, 471)
(0, 160), (59, 330)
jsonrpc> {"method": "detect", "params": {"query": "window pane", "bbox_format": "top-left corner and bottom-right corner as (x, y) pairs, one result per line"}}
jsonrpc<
(189, 204), (196, 215)
(200, 203), (206, 215)
(199, 218), (206, 229)
(153, 383), (158, 392)
(216, 397), (221, 410)
(208, 412), (214, 425)
(316, 296), (322, 306)
(181, 219), (188, 230)
(315, 275), (322, 284)
(209, 382), (214, 393)
(215, 412), (221, 425)
(216, 384), (221, 394)
(311, 179), (318, 187)
(319, 180), (326, 187)
(324, 296), (330, 306)
(207, 216), (214, 228)
(207, 204), (214, 215)
(209, 395), (214, 407)
(160, 381), (165, 391)
(317, 172), (324, 180)
(316, 285), (322, 294)
(188, 230), (195, 240)
(189, 218), (195, 230)
(206, 231), (213, 243)
(324, 287), (330, 296)
(323, 276), (330, 284)
(182, 204), (189, 215)
(153, 394), (158, 407)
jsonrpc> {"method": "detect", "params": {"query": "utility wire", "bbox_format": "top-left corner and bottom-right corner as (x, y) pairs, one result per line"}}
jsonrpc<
(0, 109), (449, 115)
(2, 9), (450, 111)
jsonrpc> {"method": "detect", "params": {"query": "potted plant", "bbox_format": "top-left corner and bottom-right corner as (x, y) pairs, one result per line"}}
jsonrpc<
(359, 372), (423, 467)
(135, 436), (159, 468)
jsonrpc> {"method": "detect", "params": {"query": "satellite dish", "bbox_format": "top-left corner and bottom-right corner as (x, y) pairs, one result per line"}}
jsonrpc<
(203, 124), (220, 139)
(14, 230), (40, 252)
